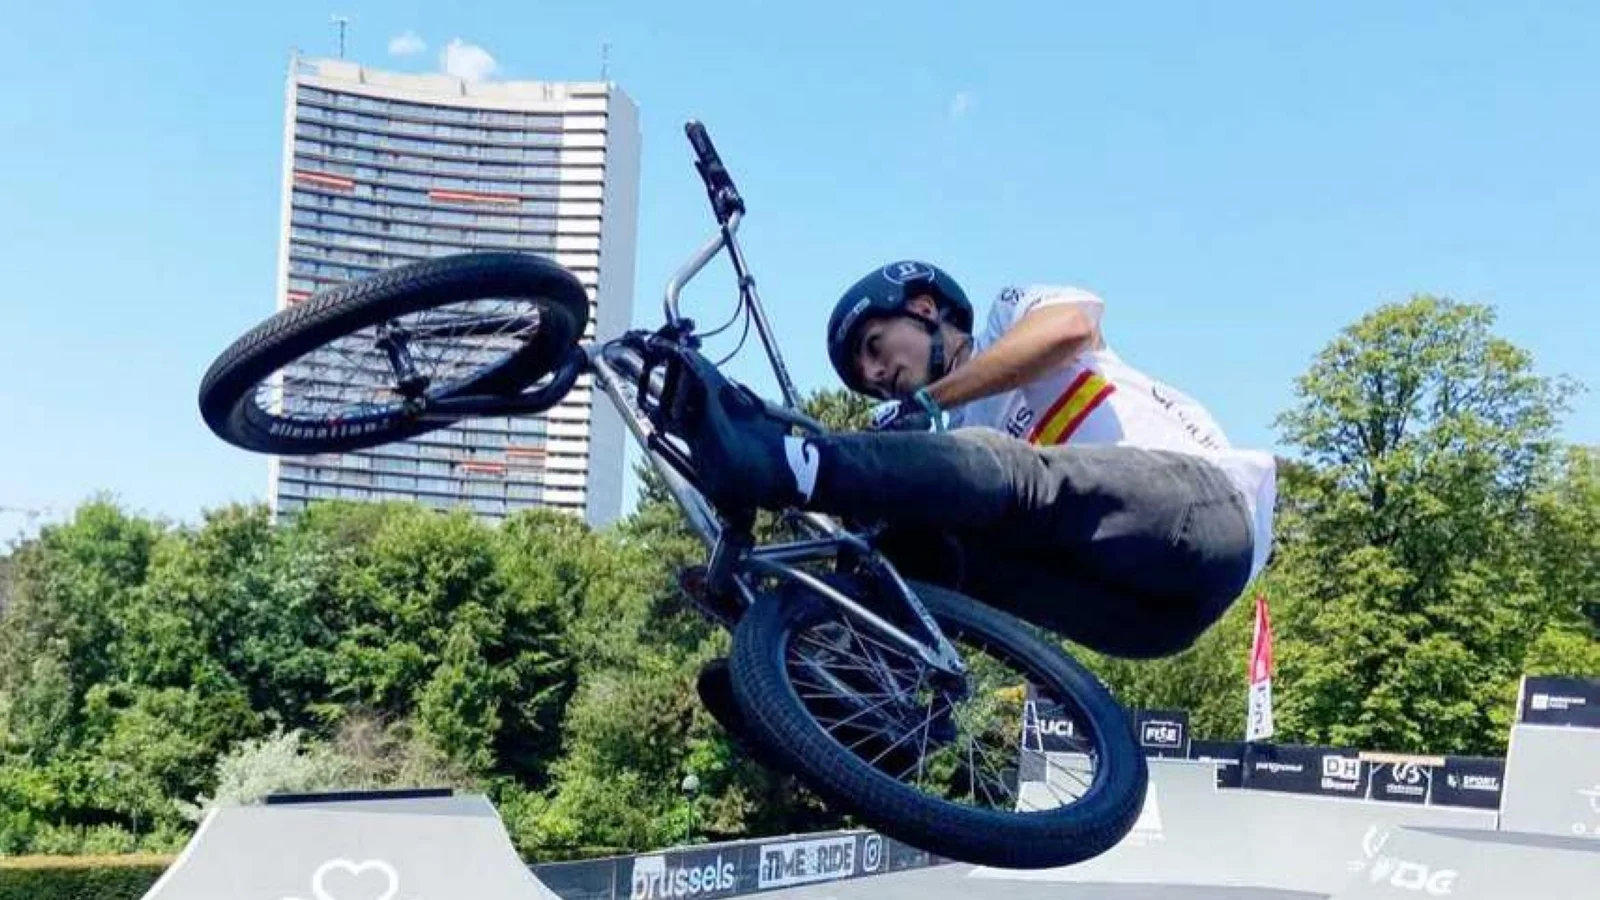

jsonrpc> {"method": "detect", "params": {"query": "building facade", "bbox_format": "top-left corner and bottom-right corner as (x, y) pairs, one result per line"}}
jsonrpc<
(267, 56), (639, 527)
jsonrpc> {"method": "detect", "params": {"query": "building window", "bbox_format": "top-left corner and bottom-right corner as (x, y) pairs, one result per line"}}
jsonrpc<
(377, 474), (416, 491)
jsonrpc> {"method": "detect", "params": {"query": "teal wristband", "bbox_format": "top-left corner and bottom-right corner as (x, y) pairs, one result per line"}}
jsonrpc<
(912, 387), (946, 432)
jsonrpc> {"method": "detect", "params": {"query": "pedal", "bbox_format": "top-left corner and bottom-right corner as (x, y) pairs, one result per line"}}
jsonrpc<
(677, 565), (743, 627)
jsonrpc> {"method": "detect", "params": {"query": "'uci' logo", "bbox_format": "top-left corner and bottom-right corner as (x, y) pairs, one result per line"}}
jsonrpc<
(881, 261), (933, 285)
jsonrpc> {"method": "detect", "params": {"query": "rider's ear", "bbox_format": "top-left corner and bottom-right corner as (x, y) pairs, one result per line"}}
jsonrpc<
(906, 294), (939, 318)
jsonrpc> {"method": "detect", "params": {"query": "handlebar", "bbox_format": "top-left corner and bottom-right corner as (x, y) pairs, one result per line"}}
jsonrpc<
(685, 120), (745, 224)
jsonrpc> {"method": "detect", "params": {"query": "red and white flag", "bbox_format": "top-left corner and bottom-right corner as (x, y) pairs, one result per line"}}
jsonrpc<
(1246, 592), (1275, 742)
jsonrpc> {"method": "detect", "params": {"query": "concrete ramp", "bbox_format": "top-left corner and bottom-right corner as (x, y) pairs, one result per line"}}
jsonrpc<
(1499, 723), (1600, 838)
(1333, 827), (1599, 899)
(972, 759), (1497, 895)
(142, 790), (561, 900)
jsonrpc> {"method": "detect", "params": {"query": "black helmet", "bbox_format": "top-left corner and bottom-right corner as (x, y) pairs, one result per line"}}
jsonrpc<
(826, 260), (974, 396)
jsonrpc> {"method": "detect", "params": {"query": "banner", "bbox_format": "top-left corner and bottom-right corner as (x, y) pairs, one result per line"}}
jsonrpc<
(1134, 709), (1191, 758)
(1517, 675), (1600, 728)
(1189, 740), (1246, 789)
(532, 827), (949, 900)
(1364, 759), (1435, 805)
(627, 847), (742, 900)
(755, 834), (860, 890)
(1020, 683), (1082, 753)
(1246, 593), (1275, 742)
(1243, 743), (1367, 798)
(536, 859), (618, 900)
(1431, 756), (1506, 810)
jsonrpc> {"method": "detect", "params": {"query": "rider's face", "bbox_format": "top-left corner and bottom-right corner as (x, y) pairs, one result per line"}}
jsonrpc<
(853, 296), (939, 398)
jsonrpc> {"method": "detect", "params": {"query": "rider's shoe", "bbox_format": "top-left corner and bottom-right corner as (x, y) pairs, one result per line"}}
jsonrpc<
(670, 352), (807, 514)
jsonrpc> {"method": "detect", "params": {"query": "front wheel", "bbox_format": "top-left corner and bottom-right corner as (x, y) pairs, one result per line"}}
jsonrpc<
(198, 252), (589, 455)
(729, 576), (1147, 870)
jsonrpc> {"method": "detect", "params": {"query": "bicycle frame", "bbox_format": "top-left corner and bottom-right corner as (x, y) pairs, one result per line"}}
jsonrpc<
(589, 220), (964, 677)
(584, 126), (966, 677)
(431, 122), (965, 678)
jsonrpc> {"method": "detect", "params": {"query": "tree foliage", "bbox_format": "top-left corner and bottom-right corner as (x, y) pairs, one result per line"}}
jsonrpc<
(1259, 296), (1590, 753)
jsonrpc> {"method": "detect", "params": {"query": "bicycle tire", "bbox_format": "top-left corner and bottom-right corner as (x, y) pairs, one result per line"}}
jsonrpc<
(198, 252), (588, 455)
(729, 576), (1147, 870)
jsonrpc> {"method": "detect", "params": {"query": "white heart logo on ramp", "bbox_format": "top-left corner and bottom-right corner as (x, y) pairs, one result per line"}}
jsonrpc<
(282, 858), (404, 900)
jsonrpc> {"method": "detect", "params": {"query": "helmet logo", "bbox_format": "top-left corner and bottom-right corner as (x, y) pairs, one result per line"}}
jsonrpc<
(834, 296), (872, 345)
(881, 261), (934, 285)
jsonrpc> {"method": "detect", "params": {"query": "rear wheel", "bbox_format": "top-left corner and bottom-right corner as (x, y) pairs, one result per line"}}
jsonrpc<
(198, 252), (588, 455)
(729, 575), (1147, 870)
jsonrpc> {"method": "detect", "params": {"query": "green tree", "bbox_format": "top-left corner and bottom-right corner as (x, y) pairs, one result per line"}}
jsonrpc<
(300, 502), (576, 784)
(1520, 445), (1600, 677)
(0, 497), (584, 853)
(1268, 295), (1582, 753)
(801, 387), (874, 432)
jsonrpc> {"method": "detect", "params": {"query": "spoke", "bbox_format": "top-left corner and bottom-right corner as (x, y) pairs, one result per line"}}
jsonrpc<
(967, 734), (979, 805)
(808, 690), (902, 736)
(911, 670), (934, 788)
(864, 717), (930, 768)
(797, 688), (899, 702)
(787, 605), (1110, 820)
(251, 297), (550, 425)
(838, 620), (922, 665)
(795, 631), (912, 670)
(1042, 753), (1096, 795)
(964, 736), (1025, 807)
(842, 720), (914, 754)
(970, 752), (1005, 809)
(789, 657), (906, 677)
(792, 657), (885, 705)
(840, 614), (913, 691)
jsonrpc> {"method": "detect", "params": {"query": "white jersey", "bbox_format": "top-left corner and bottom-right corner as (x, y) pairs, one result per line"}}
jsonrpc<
(945, 285), (1277, 579)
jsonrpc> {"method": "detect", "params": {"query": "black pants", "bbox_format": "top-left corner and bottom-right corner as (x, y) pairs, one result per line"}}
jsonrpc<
(807, 428), (1256, 659)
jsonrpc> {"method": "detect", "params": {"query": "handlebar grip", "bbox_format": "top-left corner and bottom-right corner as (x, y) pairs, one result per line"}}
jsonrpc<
(685, 120), (745, 223)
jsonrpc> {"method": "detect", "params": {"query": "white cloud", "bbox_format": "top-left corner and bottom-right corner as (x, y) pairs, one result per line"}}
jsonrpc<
(441, 38), (498, 82)
(388, 30), (426, 57)
(950, 91), (974, 119)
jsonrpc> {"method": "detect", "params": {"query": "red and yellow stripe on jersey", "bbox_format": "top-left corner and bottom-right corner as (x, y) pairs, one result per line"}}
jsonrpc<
(1028, 370), (1116, 445)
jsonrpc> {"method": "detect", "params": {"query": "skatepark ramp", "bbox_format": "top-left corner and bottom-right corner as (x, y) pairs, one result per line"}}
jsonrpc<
(1499, 675), (1600, 839)
(141, 789), (563, 900)
(139, 787), (951, 900)
(975, 758), (1500, 895)
(970, 674), (1600, 899)
(1331, 827), (1598, 899)
(136, 675), (1599, 900)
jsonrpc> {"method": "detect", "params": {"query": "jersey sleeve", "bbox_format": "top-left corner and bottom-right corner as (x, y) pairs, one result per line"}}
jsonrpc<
(985, 284), (1106, 339)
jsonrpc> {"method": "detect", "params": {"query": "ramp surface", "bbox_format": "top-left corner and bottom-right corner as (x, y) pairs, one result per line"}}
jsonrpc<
(1331, 826), (1599, 900)
(143, 792), (560, 900)
(973, 759), (1497, 896)
(1499, 723), (1600, 838)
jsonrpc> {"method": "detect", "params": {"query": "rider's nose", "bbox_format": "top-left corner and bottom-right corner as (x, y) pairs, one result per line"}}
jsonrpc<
(864, 361), (885, 388)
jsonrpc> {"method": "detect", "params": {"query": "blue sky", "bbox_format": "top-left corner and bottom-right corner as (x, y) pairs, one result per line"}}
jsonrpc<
(1, 2), (1596, 536)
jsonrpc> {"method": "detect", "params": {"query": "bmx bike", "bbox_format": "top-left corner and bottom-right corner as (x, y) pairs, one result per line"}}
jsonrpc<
(197, 120), (1147, 869)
